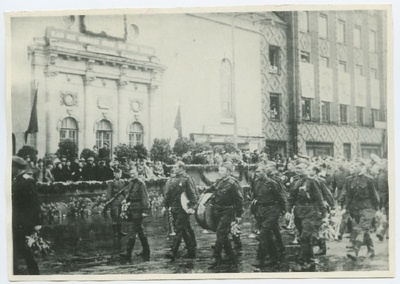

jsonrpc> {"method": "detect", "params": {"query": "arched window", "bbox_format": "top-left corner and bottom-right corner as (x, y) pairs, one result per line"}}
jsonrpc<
(96, 119), (112, 149)
(129, 122), (144, 146)
(221, 58), (233, 118)
(60, 117), (78, 144)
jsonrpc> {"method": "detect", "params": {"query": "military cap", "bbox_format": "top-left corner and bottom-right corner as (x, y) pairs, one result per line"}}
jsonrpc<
(12, 156), (28, 169)
(103, 142), (109, 146)
(220, 162), (234, 172)
(87, 157), (94, 162)
(79, 158), (85, 162)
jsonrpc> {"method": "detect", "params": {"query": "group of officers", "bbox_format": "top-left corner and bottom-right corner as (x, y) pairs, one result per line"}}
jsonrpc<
(12, 153), (388, 274)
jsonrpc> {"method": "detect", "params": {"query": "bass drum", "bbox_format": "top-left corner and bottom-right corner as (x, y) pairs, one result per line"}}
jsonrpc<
(195, 193), (217, 232)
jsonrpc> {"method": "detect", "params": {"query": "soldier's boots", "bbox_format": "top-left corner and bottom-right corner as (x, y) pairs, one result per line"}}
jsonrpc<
(315, 240), (327, 256)
(346, 241), (362, 261)
(138, 234), (150, 261)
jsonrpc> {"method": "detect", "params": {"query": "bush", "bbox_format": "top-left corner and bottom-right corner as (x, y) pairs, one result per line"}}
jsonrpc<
(56, 140), (78, 161)
(150, 138), (172, 163)
(17, 145), (38, 162)
(224, 143), (237, 154)
(173, 137), (194, 156)
(133, 144), (148, 160)
(114, 144), (135, 161)
(80, 148), (95, 160)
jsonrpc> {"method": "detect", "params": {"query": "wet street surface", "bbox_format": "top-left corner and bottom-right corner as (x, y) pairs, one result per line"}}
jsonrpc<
(21, 212), (389, 275)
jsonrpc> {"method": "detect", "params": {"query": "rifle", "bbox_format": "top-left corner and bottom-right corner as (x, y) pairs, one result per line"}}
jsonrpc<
(103, 183), (130, 209)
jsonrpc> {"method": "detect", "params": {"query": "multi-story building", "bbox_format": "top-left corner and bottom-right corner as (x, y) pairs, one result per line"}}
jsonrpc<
(267, 10), (387, 159)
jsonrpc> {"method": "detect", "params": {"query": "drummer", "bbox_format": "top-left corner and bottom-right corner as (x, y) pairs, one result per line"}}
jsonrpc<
(164, 161), (198, 261)
(206, 162), (244, 266)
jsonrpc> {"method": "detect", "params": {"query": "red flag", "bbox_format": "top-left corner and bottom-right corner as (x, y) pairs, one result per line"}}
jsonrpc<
(24, 87), (39, 144)
(174, 106), (182, 138)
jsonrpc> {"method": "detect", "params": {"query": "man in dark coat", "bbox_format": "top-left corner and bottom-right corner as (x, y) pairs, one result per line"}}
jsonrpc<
(251, 164), (287, 268)
(96, 159), (114, 181)
(164, 161), (198, 261)
(12, 156), (41, 275)
(206, 162), (244, 266)
(344, 160), (380, 260)
(286, 162), (327, 270)
(83, 157), (97, 181)
(119, 169), (150, 262)
(99, 143), (111, 164)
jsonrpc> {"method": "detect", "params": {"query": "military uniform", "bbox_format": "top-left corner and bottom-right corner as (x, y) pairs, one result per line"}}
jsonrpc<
(208, 176), (244, 262)
(288, 176), (326, 264)
(332, 168), (351, 201)
(164, 173), (198, 260)
(12, 172), (41, 275)
(252, 175), (287, 264)
(107, 178), (128, 236)
(345, 173), (379, 257)
(121, 178), (150, 261)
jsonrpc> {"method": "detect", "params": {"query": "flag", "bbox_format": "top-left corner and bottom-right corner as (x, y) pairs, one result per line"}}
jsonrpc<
(174, 106), (182, 138)
(24, 87), (39, 144)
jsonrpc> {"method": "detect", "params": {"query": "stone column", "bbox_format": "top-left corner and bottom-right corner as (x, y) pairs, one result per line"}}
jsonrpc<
(117, 65), (129, 145)
(44, 66), (59, 154)
(83, 59), (96, 149)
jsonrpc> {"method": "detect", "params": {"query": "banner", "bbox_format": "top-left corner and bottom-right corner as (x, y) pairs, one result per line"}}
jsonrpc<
(355, 75), (367, 107)
(174, 106), (182, 138)
(338, 72), (351, 105)
(24, 87), (39, 144)
(319, 67), (333, 102)
(300, 62), (315, 98)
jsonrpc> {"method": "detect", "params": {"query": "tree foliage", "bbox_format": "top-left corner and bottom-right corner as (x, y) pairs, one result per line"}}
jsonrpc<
(114, 143), (148, 161)
(133, 144), (148, 160)
(150, 138), (172, 163)
(17, 145), (38, 162)
(173, 137), (194, 156)
(80, 148), (95, 161)
(56, 139), (79, 161)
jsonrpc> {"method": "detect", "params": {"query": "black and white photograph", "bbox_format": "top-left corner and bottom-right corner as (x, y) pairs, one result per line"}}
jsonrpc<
(5, 4), (394, 281)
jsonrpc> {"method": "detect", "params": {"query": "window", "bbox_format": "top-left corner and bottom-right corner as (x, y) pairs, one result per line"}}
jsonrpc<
(301, 51), (310, 63)
(354, 26), (362, 48)
(96, 119), (112, 149)
(269, 46), (280, 73)
(337, 20), (346, 44)
(371, 68), (377, 79)
(343, 143), (351, 160)
(299, 11), (309, 33)
(269, 93), (280, 120)
(221, 58), (233, 118)
(319, 14), (328, 39)
(306, 142), (334, 158)
(356, 107), (364, 126)
(369, 30), (376, 52)
(340, 104), (348, 124)
(302, 98), (312, 121)
(320, 56), (329, 68)
(361, 144), (381, 159)
(60, 117), (78, 144)
(265, 141), (287, 158)
(355, 65), (363, 76)
(129, 122), (144, 146)
(372, 108), (380, 123)
(321, 101), (331, 123)
(339, 61), (347, 72)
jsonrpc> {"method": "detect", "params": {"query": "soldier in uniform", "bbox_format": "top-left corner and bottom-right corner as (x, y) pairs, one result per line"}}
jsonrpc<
(251, 164), (288, 268)
(344, 160), (380, 260)
(106, 169), (127, 237)
(119, 169), (150, 261)
(12, 156), (41, 275)
(164, 161), (198, 261)
(206, 162), (244, 266)
(285, 162), (327, 270)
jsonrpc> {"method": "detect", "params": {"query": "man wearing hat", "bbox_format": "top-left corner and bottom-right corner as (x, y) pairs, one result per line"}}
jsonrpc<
(344, 159), (380, 261)
(119, 168), (150, 262)
(206, 162), (244, 266)
(251, 164), (288, 268)
(83, 157), (97, 181)
(12, 156), (41, 275)
(96, 158), (113, 181)
(164, 161), (198, 261)
(285, 161), (327, 270)
(99, 142), (111, 164)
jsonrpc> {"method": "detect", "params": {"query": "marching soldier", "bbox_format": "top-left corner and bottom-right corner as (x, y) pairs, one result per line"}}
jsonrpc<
(106, 169), (127, 237)
(251, 164), (287, 268)
(12, 156), (41, 275)
(119, 169), (150, 262)
(285, 162), (327, 270)
(164, 161), (198, 261)
(344, 160), (380, 261)
(206, 162), (244, 266)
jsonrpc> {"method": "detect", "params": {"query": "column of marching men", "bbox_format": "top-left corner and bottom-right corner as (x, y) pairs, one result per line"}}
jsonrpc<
(12, 152), (389, 274)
